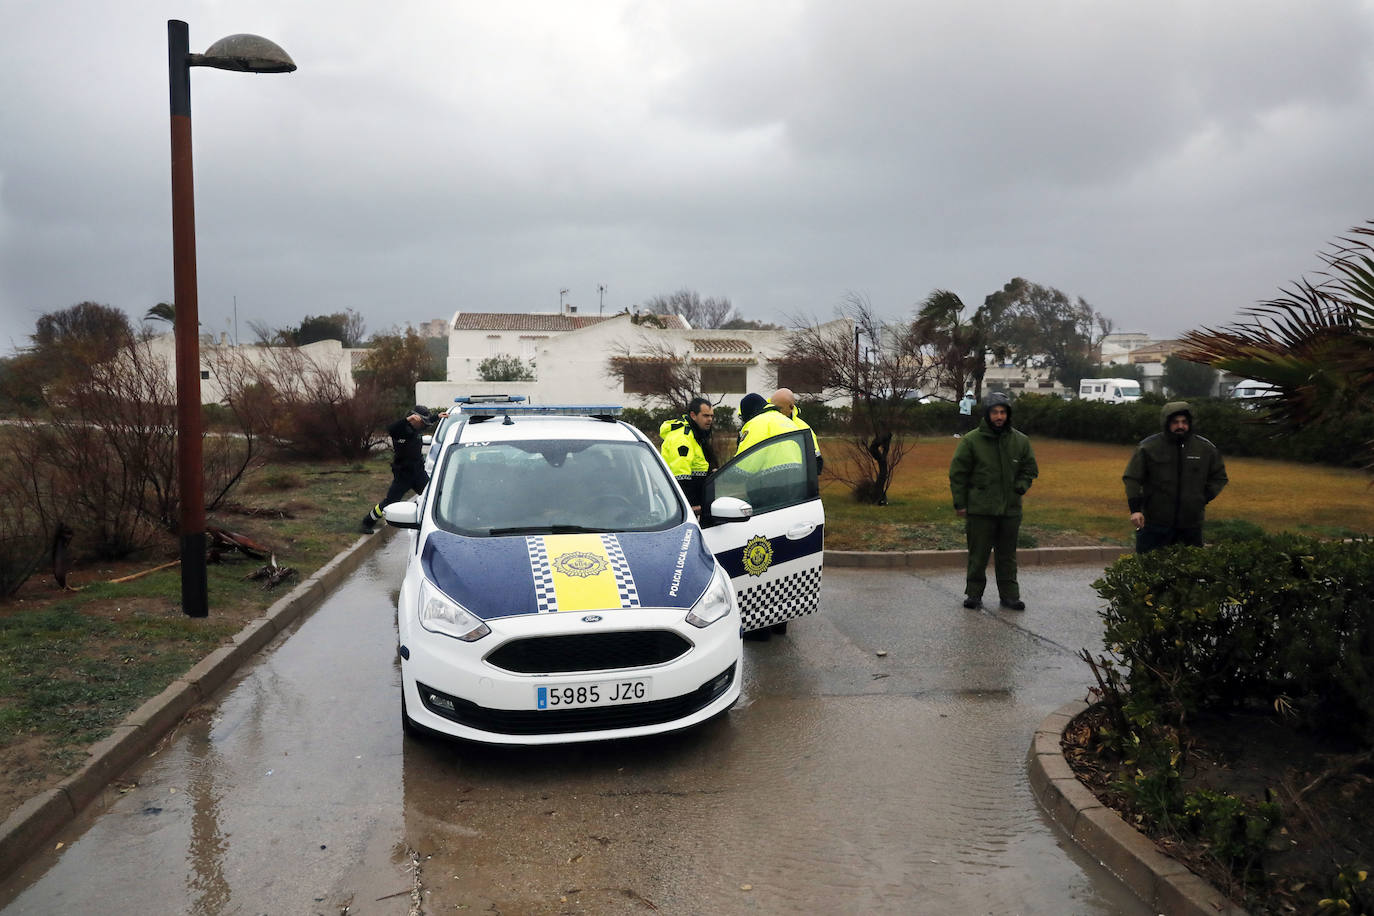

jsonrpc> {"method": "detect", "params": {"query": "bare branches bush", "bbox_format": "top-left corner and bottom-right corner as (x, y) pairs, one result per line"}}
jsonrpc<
(782, 294), (938, 504)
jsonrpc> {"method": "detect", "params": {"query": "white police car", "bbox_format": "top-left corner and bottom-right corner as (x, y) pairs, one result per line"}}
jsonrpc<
(423, 395), (527, 476)
(384, 402), (823, 745)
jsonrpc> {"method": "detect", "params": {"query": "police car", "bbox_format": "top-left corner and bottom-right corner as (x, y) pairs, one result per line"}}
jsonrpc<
(383, 402), (823, 745)
(423, 395), (526, 476)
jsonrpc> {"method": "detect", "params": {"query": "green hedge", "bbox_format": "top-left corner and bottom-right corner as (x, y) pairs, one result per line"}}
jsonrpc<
(1010, 393), (1374, 468)
(1093, 535), (1374, 747)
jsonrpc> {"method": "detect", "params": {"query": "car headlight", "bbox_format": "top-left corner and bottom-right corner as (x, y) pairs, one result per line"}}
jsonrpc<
(418, 579), (491, 642)
(685, 568), (734, 629)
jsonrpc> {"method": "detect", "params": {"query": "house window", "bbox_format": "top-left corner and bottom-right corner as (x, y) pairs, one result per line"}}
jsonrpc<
(520, 335), (545, 361)
(487, 335), (502, 356)
(619, 359), (672, 395)
(699, 366), (748, 393)
(200, 370), (210, 379)
(773, 358), (826, 393)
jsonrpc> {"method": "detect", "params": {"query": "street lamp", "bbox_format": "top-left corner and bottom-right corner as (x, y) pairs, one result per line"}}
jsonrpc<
(168, 19), (295, 618)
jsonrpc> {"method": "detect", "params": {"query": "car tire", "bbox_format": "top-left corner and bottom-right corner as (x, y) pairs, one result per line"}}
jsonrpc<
(769, 621), (789, 636)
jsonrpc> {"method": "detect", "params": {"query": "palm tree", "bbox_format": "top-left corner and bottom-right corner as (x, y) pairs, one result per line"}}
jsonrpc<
(1177, 221), (1374, 438)
(144, 302), (176, 325)
(914, 290), (986, 399)
(914, 288), (1019, 400)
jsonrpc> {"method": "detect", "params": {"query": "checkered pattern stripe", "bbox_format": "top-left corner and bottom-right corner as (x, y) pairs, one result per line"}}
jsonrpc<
(527, 537), (557, 613)
(738, 566), (823, 631)
(601, 534), (641, 608)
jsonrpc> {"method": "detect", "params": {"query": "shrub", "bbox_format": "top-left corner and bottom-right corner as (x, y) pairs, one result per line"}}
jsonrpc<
(1092, 535), (1374, 746)
(1010, 393), (1374, 468)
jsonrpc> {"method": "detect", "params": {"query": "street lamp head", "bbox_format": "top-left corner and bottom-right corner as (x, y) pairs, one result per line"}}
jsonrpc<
(192, 33), (296, 73)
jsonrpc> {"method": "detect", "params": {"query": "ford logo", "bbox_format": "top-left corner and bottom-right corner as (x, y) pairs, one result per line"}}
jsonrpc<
(581, 615), (603, 623)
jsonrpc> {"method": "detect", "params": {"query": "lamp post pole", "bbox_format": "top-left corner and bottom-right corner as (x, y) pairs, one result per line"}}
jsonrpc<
(168, 19), (208, 618)
(166, 19), (295, 618)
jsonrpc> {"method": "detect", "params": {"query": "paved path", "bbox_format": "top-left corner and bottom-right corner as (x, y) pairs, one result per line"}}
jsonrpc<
(0, 540), (1151, 914)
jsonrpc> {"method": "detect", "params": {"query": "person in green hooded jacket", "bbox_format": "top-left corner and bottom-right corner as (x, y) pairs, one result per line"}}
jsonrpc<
(948, 391), (1038, 611)
(1123, 401), (1228, 553)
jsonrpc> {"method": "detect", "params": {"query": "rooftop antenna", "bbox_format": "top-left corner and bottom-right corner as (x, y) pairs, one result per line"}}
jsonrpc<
(559, 288), (569, 311)
(598, 284), (606, 314)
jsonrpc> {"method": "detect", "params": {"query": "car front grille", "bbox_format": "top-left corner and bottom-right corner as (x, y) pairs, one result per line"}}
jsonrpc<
(485, 630), (693, 674)
(416, 663), (736, 736)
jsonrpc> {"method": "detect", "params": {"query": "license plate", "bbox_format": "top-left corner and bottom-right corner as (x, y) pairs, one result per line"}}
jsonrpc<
(536, 678), (651, 710)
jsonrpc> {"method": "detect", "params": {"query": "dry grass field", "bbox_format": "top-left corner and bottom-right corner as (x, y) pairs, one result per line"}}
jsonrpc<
(821, 436), (1374, 551)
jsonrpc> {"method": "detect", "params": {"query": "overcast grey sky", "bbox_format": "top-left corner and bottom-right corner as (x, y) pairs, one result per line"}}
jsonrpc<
(4, 0), (1374, 355)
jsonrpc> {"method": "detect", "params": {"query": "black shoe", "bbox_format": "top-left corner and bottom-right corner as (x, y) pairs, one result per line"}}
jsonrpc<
(999, 598), (1026, 611)
(360, 515), (376, 534)
(962, 597), (982, 609)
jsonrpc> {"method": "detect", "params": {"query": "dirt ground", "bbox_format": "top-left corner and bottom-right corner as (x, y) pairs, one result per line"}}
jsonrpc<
(1063, 704), (1374, 914)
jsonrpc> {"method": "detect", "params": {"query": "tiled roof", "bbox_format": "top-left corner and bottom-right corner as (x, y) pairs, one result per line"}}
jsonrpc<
(689, 338), (752, 353)
(453, 313), (615, 331)
(452, 312), (690, 332)
(692, 355), (757, 364)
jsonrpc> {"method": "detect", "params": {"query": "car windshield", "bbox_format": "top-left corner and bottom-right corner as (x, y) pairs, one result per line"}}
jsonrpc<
(1119, 385), (1141, 397)
(432, 438), (684, 536)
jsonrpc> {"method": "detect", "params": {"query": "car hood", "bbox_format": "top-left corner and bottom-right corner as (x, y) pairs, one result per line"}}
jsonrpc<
(421, 524), (717, 620)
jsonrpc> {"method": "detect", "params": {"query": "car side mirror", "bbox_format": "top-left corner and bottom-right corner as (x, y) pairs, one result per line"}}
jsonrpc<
(383, 501), (421, 530)
(422, 434), (433, 446)
(709, 496), (753, 523)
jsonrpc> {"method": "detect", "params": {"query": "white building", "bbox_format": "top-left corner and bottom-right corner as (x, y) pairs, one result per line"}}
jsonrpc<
(416, 310), (848, 410)
(1099, 331), (1155, 365)
(140, 332), (364, 404)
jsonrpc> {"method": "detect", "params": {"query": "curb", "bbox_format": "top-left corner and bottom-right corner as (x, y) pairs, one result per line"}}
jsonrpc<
(0, 527), (395, 884)
(1027, 701), (1248, 916)
(826, 544), (1131, 569)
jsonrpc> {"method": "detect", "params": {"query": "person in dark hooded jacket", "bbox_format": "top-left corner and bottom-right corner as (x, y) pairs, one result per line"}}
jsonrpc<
(1123, 401), (1228, 553)
(948, 391), (1038, 610)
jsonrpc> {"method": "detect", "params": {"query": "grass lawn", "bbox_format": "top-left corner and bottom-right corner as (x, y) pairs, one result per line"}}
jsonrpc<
(0, 457), (392, 821)
(820, 436), (1374, 551)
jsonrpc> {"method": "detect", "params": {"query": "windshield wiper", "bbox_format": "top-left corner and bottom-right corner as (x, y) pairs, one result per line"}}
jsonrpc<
(487, 524), (609, 536)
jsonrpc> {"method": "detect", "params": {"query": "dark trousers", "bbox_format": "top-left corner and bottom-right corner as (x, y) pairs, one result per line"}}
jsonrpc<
(369, 464), (430, 520)
(965, 513), (1021, 601)
(1135, 525), (1203, 554)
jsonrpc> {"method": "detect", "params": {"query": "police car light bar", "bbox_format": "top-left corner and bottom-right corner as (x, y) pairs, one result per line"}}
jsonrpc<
(453, 395), (527, 403)
(459, 404), (623, 417)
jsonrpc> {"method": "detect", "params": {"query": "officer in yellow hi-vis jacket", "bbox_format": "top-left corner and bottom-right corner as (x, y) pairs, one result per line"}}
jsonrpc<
(658, 397), (718, 509)
(768, 387), (823, 473)
(736, 393), (806, 510)
(736, 393), (797, 456)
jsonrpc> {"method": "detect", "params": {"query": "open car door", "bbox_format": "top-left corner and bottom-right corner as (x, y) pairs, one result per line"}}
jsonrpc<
(699, 428), (824, 633)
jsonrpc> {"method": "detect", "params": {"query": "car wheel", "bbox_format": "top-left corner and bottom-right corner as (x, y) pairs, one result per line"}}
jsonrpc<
(769, 621), (789, 636)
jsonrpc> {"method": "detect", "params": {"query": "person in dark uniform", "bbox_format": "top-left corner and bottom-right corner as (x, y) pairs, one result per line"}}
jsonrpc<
(948, 391), (1038, 611)
(1123, 401), (1228, 553)
(361, 405), (436, 532)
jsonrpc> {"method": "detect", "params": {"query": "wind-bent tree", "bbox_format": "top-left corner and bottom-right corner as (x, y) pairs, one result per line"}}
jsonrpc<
(144, 302), (176, 325)
(1178, 221), (1374, 453)
(1161, 355), (1217, 398)
(993, 278), (1113, 392)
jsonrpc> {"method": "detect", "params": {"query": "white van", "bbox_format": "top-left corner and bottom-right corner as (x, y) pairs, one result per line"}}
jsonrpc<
(1230, 379), (1276, 405)
(1078, 378), (1142, 404)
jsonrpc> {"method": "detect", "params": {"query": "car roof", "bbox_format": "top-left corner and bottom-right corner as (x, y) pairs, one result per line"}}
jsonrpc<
(453, 414), (644, 444)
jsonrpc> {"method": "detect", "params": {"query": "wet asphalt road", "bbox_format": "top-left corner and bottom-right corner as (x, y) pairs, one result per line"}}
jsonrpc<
(0, 536), (1150, 915)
